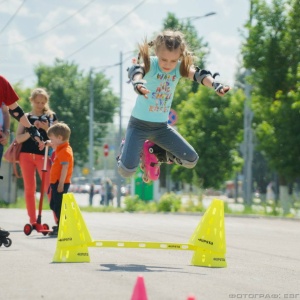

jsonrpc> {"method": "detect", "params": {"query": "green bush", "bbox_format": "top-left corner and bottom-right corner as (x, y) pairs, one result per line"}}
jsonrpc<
(124, 195), (146, 212)
(157, 193), (181, 212)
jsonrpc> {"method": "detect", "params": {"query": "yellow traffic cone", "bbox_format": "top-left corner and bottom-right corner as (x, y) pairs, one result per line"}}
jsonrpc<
(189, 199), (227, 267)
(53, 193), (92, 263)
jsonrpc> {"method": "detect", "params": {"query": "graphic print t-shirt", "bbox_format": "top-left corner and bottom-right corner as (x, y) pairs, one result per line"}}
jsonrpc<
(131, 56), (181, 122)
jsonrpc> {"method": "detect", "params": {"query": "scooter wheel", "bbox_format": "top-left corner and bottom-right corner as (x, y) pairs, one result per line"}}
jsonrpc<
(24, 223), (33, 236)
(42, 224), (49, 236)
(4, 238), (12, 247)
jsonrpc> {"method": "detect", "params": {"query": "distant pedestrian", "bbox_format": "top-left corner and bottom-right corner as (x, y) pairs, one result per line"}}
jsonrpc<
(89, 183), (94, 206)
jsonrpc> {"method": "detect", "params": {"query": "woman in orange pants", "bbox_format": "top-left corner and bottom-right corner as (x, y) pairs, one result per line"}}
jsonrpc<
(16, 88), (58, 225)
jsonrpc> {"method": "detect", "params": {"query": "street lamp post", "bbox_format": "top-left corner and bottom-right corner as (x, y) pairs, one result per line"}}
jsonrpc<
(243, 70), (253, 206)
(115, 51), (123, 208)
(88, 69), (94, 199)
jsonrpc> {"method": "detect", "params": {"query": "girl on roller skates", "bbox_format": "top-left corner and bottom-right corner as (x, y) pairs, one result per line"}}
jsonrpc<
(117, 29), (230, 179)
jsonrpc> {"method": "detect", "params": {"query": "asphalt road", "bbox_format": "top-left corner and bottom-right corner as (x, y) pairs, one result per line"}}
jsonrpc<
(1, 198), (300, 300)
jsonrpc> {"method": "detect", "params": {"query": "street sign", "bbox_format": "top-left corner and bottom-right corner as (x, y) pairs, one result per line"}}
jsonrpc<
(82, 167), (89, 175)
(104, 143), (109, 157)
(168, 108), (178, 126)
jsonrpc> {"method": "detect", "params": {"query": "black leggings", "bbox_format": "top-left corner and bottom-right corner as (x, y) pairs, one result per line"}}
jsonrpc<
(50, 181), (70, 224)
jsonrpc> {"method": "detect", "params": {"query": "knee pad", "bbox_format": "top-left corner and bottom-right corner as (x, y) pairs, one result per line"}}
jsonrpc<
(118, 161), (136, 178)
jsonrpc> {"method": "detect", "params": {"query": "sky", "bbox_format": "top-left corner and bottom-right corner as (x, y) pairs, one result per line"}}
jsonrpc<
(0, 0), (250, 126)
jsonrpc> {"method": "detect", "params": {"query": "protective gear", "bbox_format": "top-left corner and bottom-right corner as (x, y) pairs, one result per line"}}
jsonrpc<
(25, 125), (43, 142)
(132, 79), (147, 95)
(127, 64), (146, 95)
(8, 106), (25, 121)
(127, 64), (145, 82)
(212, 73), (229, 94)
(193, 67), (212, 84)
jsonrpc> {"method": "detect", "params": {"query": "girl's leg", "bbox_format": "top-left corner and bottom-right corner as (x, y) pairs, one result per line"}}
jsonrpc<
(36, 155), (58, 223)
(19, 153), (37, 224)
(151, 124), (199, 169)
(118, 124), (148, 178)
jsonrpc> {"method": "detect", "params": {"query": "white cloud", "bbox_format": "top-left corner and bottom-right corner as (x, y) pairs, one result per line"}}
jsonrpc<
(0, 0), (249, 92)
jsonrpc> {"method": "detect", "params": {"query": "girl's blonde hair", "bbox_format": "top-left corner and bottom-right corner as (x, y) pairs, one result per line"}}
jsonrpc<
(30, 88), (54, 115)
(138, 29), (194, 77)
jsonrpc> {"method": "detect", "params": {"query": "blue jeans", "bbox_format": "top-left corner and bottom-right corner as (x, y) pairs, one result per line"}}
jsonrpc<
(118, 116), (199, 177)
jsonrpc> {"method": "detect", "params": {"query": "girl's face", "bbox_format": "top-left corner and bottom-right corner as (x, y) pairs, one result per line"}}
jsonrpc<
(32, 94), (47, 113)
(156, 46), (181, 73)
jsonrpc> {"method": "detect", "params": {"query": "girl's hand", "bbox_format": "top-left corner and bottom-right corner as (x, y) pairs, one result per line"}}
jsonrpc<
(136, 85), (150, 99)
(39, 121), (49, 131)
(38, 140), (45, 151)
(216, 85), (230, 97)
(34, 120), (40, 129)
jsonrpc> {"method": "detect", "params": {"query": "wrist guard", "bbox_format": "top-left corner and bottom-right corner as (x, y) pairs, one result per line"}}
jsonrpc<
(25, 126), (43, 142)
(193, 67), (212, 85)
(127, 64), (145, 82)
(132, 79), (147, 95)
(211, 72), (228, 93)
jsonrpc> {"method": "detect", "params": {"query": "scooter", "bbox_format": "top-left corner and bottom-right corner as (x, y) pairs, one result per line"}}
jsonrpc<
(23, 146), (53, 236)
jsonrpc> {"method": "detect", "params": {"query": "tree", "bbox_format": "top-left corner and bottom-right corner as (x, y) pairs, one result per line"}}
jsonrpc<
(172, 87), (244, 188)
(241, 0), (300, 212)
(35, 59), (118, 166)
(242, 0), (300, 181)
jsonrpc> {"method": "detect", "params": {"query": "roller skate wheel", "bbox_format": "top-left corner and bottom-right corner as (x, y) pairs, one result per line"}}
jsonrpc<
(142, 174), (149, 183)
(148, 147), (154, 154)
(4, 238), (12, 247)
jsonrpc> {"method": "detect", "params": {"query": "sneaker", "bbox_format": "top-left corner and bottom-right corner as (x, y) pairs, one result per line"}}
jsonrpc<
(48, 226), (58, 236)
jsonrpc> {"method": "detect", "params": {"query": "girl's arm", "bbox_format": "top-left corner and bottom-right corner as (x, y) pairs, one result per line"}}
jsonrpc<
(57, 163), (69, 193)
(188, 66), (230, 96)
(15, 121), (31, 144)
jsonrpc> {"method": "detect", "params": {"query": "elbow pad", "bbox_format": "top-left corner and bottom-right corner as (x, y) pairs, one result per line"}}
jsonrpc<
(127, 64), (145, 82)
(9, 106), (25, 122)
(193, 67), (212, 85)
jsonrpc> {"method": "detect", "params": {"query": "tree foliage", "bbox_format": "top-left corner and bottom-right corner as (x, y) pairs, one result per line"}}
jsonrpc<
(242, 0), (300, 183)
(172, 88), (244, 188)
(35, 59), (118, 166)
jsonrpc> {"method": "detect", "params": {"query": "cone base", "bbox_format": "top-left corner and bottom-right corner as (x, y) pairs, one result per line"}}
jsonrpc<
(53, 245), (90, 263)
(191, 248), (227, 268)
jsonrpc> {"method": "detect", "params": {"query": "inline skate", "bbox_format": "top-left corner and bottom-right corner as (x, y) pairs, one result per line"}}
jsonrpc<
(0, 227), (12, 247)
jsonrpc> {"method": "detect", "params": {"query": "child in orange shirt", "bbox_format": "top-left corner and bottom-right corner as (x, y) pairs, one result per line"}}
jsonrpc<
(47, 122), (73, 236)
